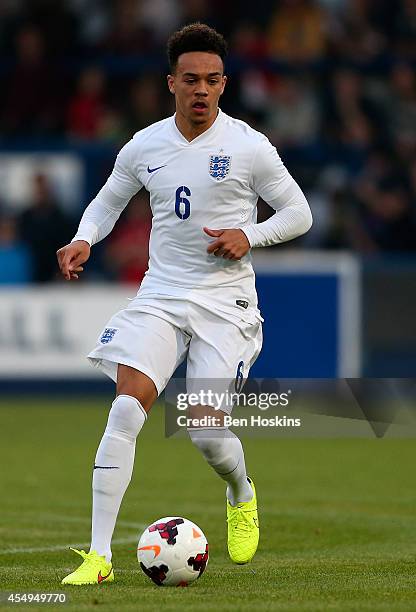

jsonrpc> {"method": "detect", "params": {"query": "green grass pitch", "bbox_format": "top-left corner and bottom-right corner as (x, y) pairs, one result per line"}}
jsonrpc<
(0, 397), (415, 611)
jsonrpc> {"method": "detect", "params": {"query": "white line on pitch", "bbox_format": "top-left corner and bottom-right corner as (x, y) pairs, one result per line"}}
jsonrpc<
(35, 513), (145, 531)
(2, 512), (145, 531)
(0, 536), (139, 555)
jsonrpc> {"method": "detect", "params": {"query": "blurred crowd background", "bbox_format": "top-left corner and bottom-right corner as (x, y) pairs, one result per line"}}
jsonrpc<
(0, 0), (416, 284)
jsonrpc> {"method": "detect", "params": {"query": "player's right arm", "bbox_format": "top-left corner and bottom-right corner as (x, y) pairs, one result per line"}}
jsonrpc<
(57, 139), (142, 281)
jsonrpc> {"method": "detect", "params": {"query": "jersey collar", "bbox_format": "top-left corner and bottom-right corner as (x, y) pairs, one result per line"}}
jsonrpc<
(171, 108), (224, 145)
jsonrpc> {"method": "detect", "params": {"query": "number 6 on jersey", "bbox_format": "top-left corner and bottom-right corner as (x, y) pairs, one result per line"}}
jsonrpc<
(175, 186), (191, 220)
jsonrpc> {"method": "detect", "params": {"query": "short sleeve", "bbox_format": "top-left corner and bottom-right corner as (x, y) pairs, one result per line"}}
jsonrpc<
(251, 136), (293, 208)
(107, 139), (143, 199)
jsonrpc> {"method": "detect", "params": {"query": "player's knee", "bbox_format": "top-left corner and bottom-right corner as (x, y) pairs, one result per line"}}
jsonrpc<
(106, 394), (147, 441)
(116, 365), (157, 411)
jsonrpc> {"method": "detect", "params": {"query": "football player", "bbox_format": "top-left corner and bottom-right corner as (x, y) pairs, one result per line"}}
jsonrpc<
(57, 23), (312, 585)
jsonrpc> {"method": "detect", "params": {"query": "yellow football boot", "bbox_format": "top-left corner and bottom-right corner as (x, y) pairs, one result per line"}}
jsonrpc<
(61, 548), (114, 585)
(227, 477), (259, 564)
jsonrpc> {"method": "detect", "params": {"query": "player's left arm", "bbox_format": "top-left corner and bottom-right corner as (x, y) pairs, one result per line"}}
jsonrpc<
(241, 136), (312, 249)
(204, 136), (312, 260)
(204, 226), (250, 260)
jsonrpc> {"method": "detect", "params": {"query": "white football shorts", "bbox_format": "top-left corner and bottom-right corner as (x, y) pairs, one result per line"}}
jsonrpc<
(87, 297), (263, 414)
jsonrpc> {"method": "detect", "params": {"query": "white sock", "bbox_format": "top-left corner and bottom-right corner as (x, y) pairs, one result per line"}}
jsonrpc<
(90, 395), (146, 562)
(188, 428), (253, 506)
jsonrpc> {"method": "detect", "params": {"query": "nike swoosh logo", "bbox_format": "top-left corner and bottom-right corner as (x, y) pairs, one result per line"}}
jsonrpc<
(97, 569), (112, 583)
(147, 165), (166, 173)
(94, 465), (119, 470)
(138, 544), (161, 559)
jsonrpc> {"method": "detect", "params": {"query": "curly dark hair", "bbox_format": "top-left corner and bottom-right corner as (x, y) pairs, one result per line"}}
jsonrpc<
(167, 23), (228, 72)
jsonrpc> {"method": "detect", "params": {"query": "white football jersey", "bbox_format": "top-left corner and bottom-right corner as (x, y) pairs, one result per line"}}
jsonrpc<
(73, 109), (311, 316)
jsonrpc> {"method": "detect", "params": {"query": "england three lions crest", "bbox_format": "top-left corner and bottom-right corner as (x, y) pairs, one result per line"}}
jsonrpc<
(209, 154), (231, 181)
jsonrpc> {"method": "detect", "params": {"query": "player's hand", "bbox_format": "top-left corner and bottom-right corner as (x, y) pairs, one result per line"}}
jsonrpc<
(203, 227), (250, 260)
(56, 240), (90, 281)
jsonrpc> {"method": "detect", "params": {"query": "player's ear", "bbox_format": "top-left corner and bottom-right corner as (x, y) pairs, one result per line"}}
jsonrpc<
(167, 75), (175, 94)
(220, 75), (227, 95)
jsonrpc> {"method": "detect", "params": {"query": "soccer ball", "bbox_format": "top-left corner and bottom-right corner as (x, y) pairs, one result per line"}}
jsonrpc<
(137, 516), (209, 586)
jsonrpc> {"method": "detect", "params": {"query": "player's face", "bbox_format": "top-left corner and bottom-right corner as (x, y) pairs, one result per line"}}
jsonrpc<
(167, 52), (226, 129)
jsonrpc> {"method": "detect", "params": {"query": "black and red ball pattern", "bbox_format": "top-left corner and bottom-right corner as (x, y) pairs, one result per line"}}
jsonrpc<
(140, 562), (169, 586)
(187, 544), (209, 576)
(149, 518), (185, 545)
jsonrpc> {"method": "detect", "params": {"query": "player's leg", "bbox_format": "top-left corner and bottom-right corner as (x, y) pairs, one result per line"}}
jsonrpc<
(62, 372), (152, 586)
(62, 310), (189, 584)
(89, 368), (156, 566)
(187, 405), (253, 505)
(186, 304), (262, 564)
(186, 305), (262, 505)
